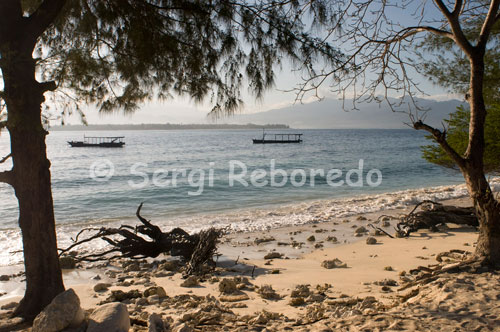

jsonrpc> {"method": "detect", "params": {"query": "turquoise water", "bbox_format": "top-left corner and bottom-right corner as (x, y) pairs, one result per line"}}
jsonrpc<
(0, 129), (471, 265)
(0, 129), (463, 228)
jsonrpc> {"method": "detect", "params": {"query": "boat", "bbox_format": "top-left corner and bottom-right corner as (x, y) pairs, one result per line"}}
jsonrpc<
(68, 136), (125, 148)
(252, 130), (303, 144)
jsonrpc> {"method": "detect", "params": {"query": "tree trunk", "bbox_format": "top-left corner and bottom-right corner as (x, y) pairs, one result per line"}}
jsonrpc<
(463, 54), (500, 265)
(2, 47), (65, 321)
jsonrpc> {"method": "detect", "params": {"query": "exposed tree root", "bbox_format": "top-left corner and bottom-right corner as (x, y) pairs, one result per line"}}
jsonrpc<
(377, 200), (479, 238)
(59, 203), (224, 275)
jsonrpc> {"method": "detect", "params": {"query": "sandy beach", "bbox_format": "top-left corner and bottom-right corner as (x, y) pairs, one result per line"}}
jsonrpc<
(1, 196), (498, 331)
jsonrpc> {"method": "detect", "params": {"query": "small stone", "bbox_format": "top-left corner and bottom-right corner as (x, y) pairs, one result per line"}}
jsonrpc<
(93, 283), (111, 292)
(159, 261), (179, 271)
(355, 226), (368, 234)
(326, 236), (338, 243)
(257, 285), (280, 300)
(384, 266), (394, 271)
(321, 258), (347, 269)
(264, 252), (282, 260)
(32, 289), (84, 332)
(173, 323), (194, 332)
(220, 293), (250, 302)
(381, 221), (391, 228)
(307, 235), (316, 242)
(0, 275), (10, 281)
(366, 237), (377, 245)
(180, 276), (199, 287)
(148, 313), (167, 332)
(0, 301), (18, 310)
(59, 256), (77, 269)
(356, 216), (367, 221)
(218, 278), (238, 294)
(144, 286), (167, 298)
(87, 302), (130, 332)
(289, 297), (305, 306)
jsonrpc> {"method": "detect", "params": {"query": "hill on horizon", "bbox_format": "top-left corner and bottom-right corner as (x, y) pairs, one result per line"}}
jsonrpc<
(227, 97), (465, 129)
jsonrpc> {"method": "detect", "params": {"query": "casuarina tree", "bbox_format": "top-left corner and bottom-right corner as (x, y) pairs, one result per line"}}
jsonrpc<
(293, 1), (500, 264)
(0, 0), (340, 320)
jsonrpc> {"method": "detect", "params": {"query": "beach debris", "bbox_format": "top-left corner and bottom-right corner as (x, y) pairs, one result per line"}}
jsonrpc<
(257, 284), (281, 300)
(289, 297), (306, 306)
(144, 286), (167, 298)
(356, 216), (367, 221)
(148, 313), (169, 332)
(384, 266), (394, 271)
(366, 237), (377, 245)
(291, 284), (311, 298)
(264, 252), (282, 259)
(394, 201), (478, 238)
(374, 279), (398, 287)
(307, 235), (316, 242)
(59, 204), (223, 276)
(254, 236), (275, 244)
(1, 301), (18, 310)
(87, 302), (130, 332)
(32, 289), (85, 332)
(104, 289), (142, 303)
(180, 276), (199, 288)
(0, 275), (9, 282)
(218, 278), (238, 294)
(59, 255), (77, 269)
(93, 283), (111, 292)
(321, 258), (347, 269)
(354, 226), (368, 234)
(326, 236), (338, 243)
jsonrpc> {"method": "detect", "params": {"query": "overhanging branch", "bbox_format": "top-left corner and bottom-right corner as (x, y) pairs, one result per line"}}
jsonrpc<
(0, 154), (11, 164)
(26, 0), (67, 39)
(39, 81), (57, 93)
(413, 120), (466, 169)
(0, 170), (13, 186)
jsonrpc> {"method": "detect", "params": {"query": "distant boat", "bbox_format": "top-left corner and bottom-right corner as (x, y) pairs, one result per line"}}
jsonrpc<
(252, 130), (303, 144)
(68, 136), (125, 148)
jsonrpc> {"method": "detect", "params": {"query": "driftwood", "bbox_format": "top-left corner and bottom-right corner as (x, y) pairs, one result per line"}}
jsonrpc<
(59, 203), (223, 275)
(390, 200), (478, 238)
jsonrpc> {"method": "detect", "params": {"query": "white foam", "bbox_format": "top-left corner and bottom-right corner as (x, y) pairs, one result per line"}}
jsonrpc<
(1, 178), (497, 267)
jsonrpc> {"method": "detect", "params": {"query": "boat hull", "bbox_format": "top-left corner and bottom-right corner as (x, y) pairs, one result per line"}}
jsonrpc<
(68, 141), (125, 148)
(252, 139), (302, 144)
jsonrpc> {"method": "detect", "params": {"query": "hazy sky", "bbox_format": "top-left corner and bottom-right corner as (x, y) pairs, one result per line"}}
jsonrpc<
(57, 2), (459, 126)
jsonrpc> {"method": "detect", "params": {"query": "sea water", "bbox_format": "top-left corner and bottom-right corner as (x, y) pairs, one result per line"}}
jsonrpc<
(0, 129), (477, 266)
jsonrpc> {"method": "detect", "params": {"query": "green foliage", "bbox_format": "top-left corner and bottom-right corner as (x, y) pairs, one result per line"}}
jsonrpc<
(418, 19), (500, 172)
(26, 0), (342, 120)
(422, 104), (500, 173)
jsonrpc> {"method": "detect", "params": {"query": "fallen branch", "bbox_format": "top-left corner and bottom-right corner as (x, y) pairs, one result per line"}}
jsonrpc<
(394, 200), (478, 237)
(59, 203), (224, 275)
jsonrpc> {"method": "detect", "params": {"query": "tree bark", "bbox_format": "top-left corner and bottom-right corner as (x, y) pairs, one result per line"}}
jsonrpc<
(462, 54), (500, 264)
(1, 41), (64, 322)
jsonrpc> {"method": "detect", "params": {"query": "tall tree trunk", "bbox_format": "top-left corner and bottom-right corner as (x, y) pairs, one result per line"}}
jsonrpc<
(463, 55), (500, 265)
(2, 47), (65, 321)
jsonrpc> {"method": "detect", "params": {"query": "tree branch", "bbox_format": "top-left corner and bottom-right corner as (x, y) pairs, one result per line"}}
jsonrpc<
(413, 120), (466, 169)
(0, 154), (11, 164)
(39, 81), (57, 93)
(0, 170), (13, 186)
(25, 0), (67, 39)
(478, 0), (500, 48)
(433, 0), (473, 56)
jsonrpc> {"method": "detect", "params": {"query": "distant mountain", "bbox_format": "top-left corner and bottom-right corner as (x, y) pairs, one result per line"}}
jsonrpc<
(50, 123), (289, 131)
(228, 97), (465, 129)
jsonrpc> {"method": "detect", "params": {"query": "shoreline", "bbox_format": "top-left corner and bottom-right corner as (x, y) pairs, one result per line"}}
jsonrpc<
(0, 195), (479, 310)
(0, 178), (486, 268)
